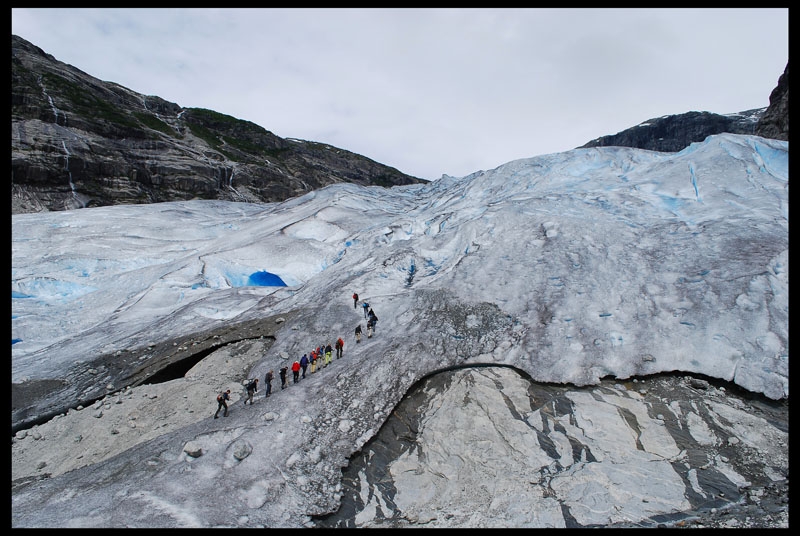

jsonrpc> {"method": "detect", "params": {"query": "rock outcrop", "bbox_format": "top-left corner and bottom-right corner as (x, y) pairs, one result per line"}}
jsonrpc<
(11, 35), (426, 215)
(579, 61), (788, 153)
(755, 62), (789, 141)
(578, 108), (765, 153)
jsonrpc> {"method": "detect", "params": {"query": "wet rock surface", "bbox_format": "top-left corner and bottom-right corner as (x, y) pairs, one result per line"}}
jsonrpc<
(316, 368), (788, 528)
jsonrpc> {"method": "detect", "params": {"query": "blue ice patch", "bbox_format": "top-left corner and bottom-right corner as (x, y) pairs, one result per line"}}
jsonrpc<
(659, 195), (683, 212)
(248, 271), (287, 287)
(12, 338), (22, 345)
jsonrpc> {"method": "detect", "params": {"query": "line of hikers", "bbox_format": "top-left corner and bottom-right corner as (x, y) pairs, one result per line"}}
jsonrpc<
(353, 292), (378, 342)
(214, 339), (343, 418)
(215, 292), (378, 418)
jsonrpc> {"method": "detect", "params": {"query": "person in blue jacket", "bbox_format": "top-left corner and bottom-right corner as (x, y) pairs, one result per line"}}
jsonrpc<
(300, 353), (309, 378)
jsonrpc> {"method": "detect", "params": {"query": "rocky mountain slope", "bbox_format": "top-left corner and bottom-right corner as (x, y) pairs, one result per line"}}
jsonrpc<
(12, 34), (788, 216)
(579, 62), (788, 153)
(754, 62), (790, 142)
(578, 108), (765, 152)
(11, 35), (426, 215)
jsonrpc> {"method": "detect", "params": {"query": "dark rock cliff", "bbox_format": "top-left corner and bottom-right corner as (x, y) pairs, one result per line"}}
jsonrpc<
(579, 61), (788, 153)
(578, 108), (765, 153)
(11, 35), (426, 215)
(755, 62), (789, 141)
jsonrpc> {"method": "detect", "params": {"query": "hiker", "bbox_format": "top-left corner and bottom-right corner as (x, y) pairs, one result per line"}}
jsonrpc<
(325, 343), (333, 367)
(310, 351), (318, 373)
(362, 301), (370, 319)
(335, 337), (344, 359)
(244, 378), (258, 405)
(368, 309), (378, 332)
(367, 318), (373, 338)
(214, 389), (231, 418)
(264, 370), (274, 398)
(353, 292), (359, 308)
(279, 366), (288, 389)
(300, 353), (309, 378)
(355, 324), (362, 343)
(291, 360), (301, 383)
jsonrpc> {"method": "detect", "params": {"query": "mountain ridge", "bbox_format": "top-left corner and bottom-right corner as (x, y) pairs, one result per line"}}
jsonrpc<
(12, 34), (788, 215)
(11, 34), (426, 215)
(579, 60), (787, 152)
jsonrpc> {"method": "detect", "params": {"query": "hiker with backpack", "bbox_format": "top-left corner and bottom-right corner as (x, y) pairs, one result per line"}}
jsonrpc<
(368, 309), (378, 331)
(214, 389), (231, 418)
(244, 378), (258, 405)
(279, 366), (288, 389)
(367, 318), (374, 338)
(310, 350), (318, 373)
(264, 370), (274, 398)
(324, 343), (333, 367)
(355, 324), (362, 343)
(335, 337), (344, 359)
(353, 292), (359, 308)
(362, 301), (370, 319)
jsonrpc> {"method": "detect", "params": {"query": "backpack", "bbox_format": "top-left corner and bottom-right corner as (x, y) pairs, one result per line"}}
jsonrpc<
(247, 380), (256, 391)
(217, 392), (224, 402)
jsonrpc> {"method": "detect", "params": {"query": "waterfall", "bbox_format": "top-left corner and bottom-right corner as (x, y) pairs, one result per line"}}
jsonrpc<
(61, 141), (85, 209)
(39, 76), (62, 125)
(47, 95), (60, 124)
(226, 167), (247, 202)
(61, 141), (75, 192)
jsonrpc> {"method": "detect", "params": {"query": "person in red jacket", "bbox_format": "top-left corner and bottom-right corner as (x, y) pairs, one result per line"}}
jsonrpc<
(291, 360), (301, 383)
(352, 292), (359, 308)
(335, 337), (344, 358)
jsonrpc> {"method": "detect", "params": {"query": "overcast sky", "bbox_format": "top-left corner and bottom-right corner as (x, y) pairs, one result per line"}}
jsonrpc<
(11, 8), (788, 180)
